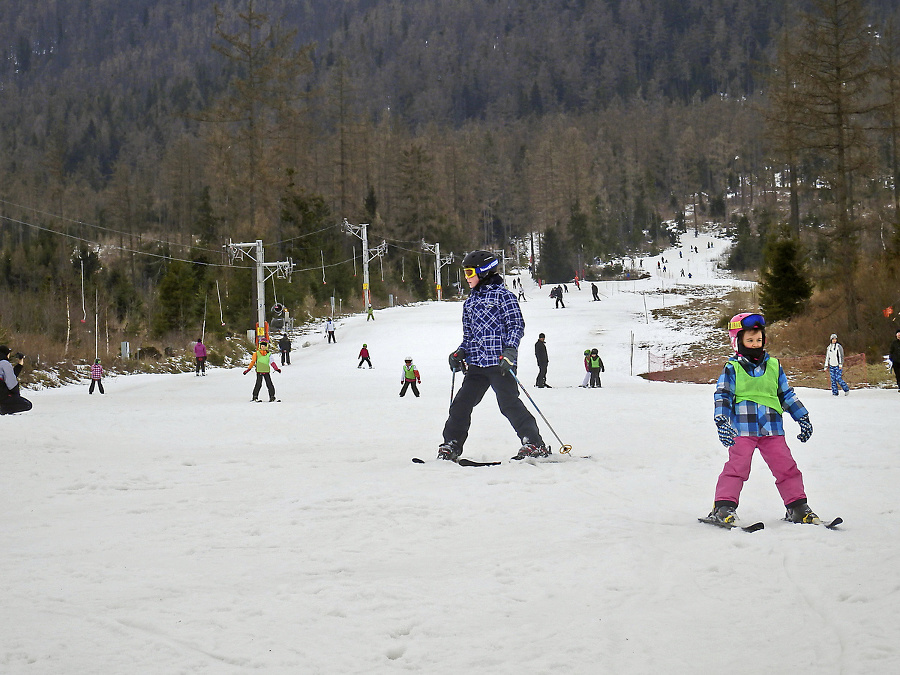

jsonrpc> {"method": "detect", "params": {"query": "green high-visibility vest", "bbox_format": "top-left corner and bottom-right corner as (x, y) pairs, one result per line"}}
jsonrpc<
(734, 357), (783, 414)
(255, 351), (271, 373)
(403, 364), (417, 379)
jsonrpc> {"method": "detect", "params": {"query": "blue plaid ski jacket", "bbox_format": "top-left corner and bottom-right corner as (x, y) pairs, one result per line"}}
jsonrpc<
(714, 353), (808, 437)
(458, 276), (524, 368)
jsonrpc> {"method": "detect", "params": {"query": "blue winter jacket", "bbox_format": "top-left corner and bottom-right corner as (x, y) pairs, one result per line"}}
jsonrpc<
(714, 353), (808, 437)
(457, 276), (524, 368)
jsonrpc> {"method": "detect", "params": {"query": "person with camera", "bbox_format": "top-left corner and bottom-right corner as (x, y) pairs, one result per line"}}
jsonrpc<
(0, 346), (33, 414)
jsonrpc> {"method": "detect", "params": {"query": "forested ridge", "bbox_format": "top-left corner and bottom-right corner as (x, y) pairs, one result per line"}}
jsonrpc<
(1, 0), (899, 368)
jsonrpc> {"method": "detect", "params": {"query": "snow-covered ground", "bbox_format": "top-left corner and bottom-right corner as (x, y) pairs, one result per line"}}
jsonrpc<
(3, 233), (899, 674)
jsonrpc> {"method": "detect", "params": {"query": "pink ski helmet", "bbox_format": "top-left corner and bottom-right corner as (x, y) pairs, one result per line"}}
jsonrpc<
(728, 312), (766, 352)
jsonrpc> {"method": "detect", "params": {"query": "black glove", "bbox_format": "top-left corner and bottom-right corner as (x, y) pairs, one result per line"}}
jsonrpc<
(714, 414), (737, 448)
(449, 348), (466, 372)
(796, 415), (813, 443)
(499, 347), (517, 375)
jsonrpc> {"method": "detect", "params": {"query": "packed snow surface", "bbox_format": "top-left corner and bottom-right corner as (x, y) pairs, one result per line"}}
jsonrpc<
(3, 233), (898, 674)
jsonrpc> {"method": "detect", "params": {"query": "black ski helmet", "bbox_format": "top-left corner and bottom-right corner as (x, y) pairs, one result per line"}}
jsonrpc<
(462, 250), (500, 280)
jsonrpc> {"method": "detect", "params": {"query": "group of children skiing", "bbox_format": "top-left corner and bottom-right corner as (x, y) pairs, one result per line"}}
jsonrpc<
(3, 246), (867, 528)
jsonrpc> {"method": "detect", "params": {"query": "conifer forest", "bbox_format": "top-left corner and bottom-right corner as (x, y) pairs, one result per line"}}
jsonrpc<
(1, 0), (899, 366)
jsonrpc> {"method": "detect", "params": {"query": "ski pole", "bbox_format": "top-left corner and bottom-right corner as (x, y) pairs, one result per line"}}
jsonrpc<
(450, 368), (457, 407)
(507, 370), (572, 454)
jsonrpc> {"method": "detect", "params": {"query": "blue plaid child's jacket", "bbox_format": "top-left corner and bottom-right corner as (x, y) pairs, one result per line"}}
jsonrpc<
(714, 353), (808, 437)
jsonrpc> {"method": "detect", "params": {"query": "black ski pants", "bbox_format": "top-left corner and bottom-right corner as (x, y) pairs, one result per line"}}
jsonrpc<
(252, 372), (275, 400)
(442, 365), (542, 449)
(399, 381), (420, 397)
(535, 361), (548, 387)
(89, 379), (105, 394)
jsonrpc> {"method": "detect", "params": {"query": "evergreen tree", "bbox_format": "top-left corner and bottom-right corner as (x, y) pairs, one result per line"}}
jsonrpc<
(759, 234), (813, 323)
(538, 226), (574, 283)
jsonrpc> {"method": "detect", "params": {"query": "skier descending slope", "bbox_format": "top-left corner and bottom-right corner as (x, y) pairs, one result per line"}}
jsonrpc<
(437, 250), (549, 463)
(704, 312), (825, 527)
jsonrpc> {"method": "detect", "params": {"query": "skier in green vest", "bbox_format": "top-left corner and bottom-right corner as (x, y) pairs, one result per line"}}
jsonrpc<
(705, 312), (819, 526)
(243, 339), (281, 402)
(399, 357), (421, 397)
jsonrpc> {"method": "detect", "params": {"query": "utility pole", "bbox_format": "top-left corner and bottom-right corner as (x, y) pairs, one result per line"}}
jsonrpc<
(491, 248), (506, 278)
(225, 239), (294, 343)
(343, 219), (386, 308)
(422, 241), (454, 300)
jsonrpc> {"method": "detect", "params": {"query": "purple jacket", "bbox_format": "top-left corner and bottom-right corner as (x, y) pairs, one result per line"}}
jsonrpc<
(194, 342), (207, 358)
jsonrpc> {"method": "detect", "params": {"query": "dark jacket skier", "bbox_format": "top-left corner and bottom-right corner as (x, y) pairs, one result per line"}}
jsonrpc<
(534, 333), (549, 388)
(439, 251), (548, 462)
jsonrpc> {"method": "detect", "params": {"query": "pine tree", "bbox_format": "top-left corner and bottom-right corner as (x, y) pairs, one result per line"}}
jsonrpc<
(759, 234), (813, 323)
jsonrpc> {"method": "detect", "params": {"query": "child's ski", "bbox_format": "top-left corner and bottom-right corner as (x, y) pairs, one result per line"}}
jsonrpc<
(698, 517), (765, 533)
(783, 516), (842, 529)
(411, 457), (501, 467)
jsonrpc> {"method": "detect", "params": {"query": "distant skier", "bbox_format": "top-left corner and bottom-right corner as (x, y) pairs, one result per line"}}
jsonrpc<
(889, 328), (900, 391)
(366, 305), (375, 321)
(89, 358), (105, 394)
(580, 349), (591, 387)
(591, 283), (600, 301)
(824, 333), (849, 396)
(588, 348), (605, 387)
(438, 251), (549, 462)
(534, 333), (550, 388)
(278, 334), (292, 366)
(0, 346), (32, 414)
(243, 339), (281, 402)
(194, 338), (207, 376)
(358, 343), (373, 369)
(705, 313), (820, 526)
(399, 357), (421, 397)
(325, 318), (336, 343)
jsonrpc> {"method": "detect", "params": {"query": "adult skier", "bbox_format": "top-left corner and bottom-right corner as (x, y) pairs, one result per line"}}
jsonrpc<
(278, 334), (292, 366)
(438, 251), (549, 461)
(534, 333), (550, 388)
(823, 333), (849, 396)
(890, 328), (900, 391)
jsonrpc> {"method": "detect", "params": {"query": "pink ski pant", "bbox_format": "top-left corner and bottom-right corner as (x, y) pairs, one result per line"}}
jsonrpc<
(714, 435), (806, 506)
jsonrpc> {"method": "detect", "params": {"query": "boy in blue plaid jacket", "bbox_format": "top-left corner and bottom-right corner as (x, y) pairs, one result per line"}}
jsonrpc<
(707, 313), (820, 526)
(438, 251), (548, 462)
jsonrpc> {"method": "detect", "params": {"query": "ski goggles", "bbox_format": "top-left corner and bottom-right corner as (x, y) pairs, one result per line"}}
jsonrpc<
(728, 313), (766, 331)
(463, 267), (479, 279)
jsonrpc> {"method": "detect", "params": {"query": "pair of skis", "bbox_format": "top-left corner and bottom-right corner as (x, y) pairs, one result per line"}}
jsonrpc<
(698, 516), (843, 532)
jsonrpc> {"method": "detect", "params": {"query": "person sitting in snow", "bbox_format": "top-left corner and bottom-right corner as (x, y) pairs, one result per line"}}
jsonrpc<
(706, 313), (820, 526)
(243, 339), (281, 402)
(0, 346), (32, 414)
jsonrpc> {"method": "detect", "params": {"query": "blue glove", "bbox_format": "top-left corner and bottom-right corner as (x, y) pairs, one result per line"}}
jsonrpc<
(448, 348), (466, 372)
(797, 415), (813, 443)
(714, 414), (737, 448)
(499, 347), (517, 375)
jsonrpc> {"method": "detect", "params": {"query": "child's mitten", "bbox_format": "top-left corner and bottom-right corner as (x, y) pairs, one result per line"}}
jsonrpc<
(796, 415), (813, 443)
(714, 414), (737, 448)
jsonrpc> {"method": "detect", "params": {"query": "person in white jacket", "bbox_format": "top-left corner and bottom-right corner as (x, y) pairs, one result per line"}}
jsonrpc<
(824, 334), (849, 396)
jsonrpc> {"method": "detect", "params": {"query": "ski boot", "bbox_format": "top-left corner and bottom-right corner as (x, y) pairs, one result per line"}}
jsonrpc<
(512, 438), (551, 460)
(437, 440), (462, 462)
(707, 503), (738, 526)
(785, 501), (820, 524)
